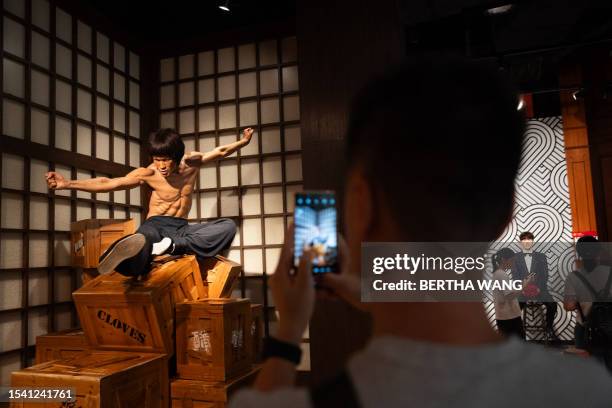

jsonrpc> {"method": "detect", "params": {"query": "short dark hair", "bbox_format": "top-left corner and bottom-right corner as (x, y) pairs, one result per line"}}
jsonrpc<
(148, 128), (185, 164)
(519, 232), (534, 241)
(346, 56), (525, 241)
(492, 247), (515, 270)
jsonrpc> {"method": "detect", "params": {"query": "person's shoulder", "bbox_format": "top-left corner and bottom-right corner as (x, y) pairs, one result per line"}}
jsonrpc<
(129, 167), (155, 178)
(228, 387), (311, 408)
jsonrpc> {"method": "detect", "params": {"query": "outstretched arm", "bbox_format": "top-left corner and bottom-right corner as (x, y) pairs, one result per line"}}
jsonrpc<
(185, 128), (254, 166)
(46, 167), (152, 193)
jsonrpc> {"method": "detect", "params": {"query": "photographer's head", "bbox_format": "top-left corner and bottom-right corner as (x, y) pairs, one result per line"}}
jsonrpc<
(343, 57), (524, 273)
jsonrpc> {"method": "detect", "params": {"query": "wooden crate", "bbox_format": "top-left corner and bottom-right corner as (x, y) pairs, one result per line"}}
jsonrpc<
(176, 299), (252, 382)
(198, 255), (241, 298)
(35, 328), (90, 364)
(249, 304), (264, 363)
(171, 366), (260, 408)
(10, 351), (168, 408)
(71, 218), (136, 269)
(74, 255), (205, 355)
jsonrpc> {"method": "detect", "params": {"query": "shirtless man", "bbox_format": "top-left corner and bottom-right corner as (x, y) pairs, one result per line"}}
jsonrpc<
(46, 127), (253, 276)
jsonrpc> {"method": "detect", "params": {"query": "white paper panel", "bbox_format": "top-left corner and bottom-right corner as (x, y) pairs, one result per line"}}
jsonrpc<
(28, 265), (49, 306)
(218, 75), (235, 100)
(28, 309), (48, 346)
(114, 42), (125, 71)
(55, 79), (72, 114)
(218, 104), (236, 129)
(282, 66), (299, 92)
(178, 54), (194, 79)
(53, 164), (71, 197)
(284, 95), (300, 121)
(198, 78), (214, 104)
(129, 140), (140, 167)
(262, 157), (282, 184)
(114, 189), (126, 204)
(1, 193), (23, 228)
(198, 107), (215, 131)
(179, 82), (194, 107)
(238, 43), (256, 69)
(54, 236), (71, 266)
(31, 108), (49, 145)
(29, 196), (48, 230)
(54, 199), (71, 231)
(3, 58), (24, 97)
(76, 124), (91, 156)
(160, 84), (174, 109)
(53, 116), (71, 151)
(199, 192), (217, 218)
(284, 125), (301, 151)
(76, 201), (91, 221)
(130, 209), (142, 226)
(0, 312), (22, 351)
(114, 73), (125, 101)
(264, 186), (284, 214)
(0, 233), (22, 268)
(3, 99), (25, 139)
(239, 101), (257, 126)
(259, 40), (278, 65)
(4, 17), (25, 58)
(160, 111), (175, 129)
(129, 52), (140, 79)
(77, 89), (92, 121)
(227, 249), (241, 264)
(32, 0), (50, 30)
(266, 247), (282, 273)
(97, 32), (109, 62)
(262, 128), (281, 153)
(129, 81), (139, 108)
(240, 131), (259, 156)
(238, 72), (256, 98)
(285, 185), (303, 213)
(96, 96), (110, 128)
(2, 153), (24, 190)
(94, 204), (109, 218)
(282, 37), (298, 63)
(31, 31), (50, 68)
(0, 353), (22, 387)
(220, 190), (239, 217)
(243, 248), (263, 275)
(198, 51), (214, 75)
(31, 69), (50, 106)
(217, 47), (235, 72)
(96, 130), (110, 160)
(0, 270), (21, 310)
(217, 133), (236, 158)
(230, 225), (241, 247)
(96, 64), (109, 94)
(241, 188), (260, 216)
(55, 44), (71, 78)
(178, 110), (194, 135)
(285, 154), (302, 182)
(240, 159), (260, 185)
(56, 8), (72, 43)
(220, 161), (238, 187)
(261, 98), (279, 124)
(129, 186), (141, 206)
(4, 0), (25, 17)
(77, 55), (92, 87)
(113, 104), (125, 133)
(260, 69), (278, 94)
(199, 164), (216, 189)
(54, 305), (72, 331)
(29, 234), (48, 268)
(77, 20), (91, 53)
(113, 134), (126, 164)
(242, 219), (262, 245)
(160, 58), (174, 82)
(183, 136), (196, 153)
(129, 111), (140, 138)
(199, 133), (216, 152)
(30, 160), (48, 193)
(76, 169), (91, 199)
(264, 217), (284, 244)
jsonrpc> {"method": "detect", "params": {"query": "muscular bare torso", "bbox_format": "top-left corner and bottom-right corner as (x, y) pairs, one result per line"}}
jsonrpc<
(143, 161), (198, 219)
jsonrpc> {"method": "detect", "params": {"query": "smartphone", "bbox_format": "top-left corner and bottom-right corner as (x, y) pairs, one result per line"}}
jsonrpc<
(293, 191), (338, 274)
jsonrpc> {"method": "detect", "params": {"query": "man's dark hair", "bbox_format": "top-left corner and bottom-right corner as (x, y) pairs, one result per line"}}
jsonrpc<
(148, 128), (185, 164)
(346, 56), (525, 241)
(519, 232), (535, 241)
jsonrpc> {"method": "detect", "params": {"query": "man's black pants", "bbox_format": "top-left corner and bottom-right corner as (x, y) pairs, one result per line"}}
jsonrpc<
(115, 216), (236, 277)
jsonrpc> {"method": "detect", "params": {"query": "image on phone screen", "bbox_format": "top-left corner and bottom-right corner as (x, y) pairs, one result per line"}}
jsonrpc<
(294, 192), (338, 274)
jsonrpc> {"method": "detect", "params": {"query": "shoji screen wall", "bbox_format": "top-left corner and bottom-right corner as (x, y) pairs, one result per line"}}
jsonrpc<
(0, 0), (143, 384)
(158, 37), (308, 369)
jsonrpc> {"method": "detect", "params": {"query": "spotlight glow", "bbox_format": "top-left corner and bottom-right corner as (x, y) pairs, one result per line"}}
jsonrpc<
(219, 5), (230, 11)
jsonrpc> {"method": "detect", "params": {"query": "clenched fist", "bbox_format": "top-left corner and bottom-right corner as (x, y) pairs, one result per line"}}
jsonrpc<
(46, 172), (68, 190)
(241, 127), (254, 143)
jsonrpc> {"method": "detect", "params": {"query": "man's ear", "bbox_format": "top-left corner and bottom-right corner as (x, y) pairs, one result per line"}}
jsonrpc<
(344, 166), (374, 242)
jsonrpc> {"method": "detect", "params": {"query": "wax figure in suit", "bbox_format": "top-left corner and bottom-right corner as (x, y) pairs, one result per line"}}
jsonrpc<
(511, 231), (558, 340)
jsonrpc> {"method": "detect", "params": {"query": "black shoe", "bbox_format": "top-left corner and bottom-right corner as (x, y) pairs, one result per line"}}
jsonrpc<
(97, 233), (146, 275)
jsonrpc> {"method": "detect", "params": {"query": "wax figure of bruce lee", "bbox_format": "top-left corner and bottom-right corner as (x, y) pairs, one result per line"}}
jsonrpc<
(45, 127), (254, 277)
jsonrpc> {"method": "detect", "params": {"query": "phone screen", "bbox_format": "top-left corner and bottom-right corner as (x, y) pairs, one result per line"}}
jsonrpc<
(294, 192), (338, 274)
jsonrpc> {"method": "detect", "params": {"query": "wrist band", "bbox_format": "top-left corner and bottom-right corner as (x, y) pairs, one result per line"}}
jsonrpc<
(263, 336), (302, 365)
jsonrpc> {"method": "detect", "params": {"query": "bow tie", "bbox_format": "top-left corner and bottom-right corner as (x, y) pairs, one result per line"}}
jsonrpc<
(524, 253), (532, 257)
